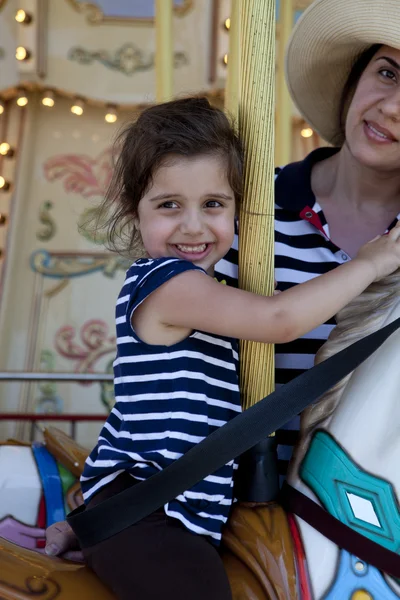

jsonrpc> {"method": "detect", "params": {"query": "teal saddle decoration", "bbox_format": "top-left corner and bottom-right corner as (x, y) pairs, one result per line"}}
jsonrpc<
(301, 431), (400, 554)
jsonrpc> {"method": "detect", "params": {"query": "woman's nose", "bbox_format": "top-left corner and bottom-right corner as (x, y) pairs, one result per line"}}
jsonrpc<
(379, 90), (400, 122)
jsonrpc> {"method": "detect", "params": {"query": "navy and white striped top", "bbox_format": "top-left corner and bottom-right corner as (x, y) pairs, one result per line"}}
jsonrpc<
(215, 147), (400, 474)
(81, 257), (241, 544)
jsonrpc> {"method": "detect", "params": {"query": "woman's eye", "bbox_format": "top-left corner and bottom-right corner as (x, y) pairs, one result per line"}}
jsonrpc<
(379, 68), (396, 81)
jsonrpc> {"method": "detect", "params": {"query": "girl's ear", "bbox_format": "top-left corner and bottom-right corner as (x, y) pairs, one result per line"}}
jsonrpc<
(133, 216), (140, 230)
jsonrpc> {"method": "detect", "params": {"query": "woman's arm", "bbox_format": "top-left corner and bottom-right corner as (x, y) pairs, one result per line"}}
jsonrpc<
(137, 224), (400, 344)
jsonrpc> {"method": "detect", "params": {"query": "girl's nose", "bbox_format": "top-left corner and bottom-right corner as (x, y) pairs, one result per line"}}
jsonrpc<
(180, 210), (205, 235)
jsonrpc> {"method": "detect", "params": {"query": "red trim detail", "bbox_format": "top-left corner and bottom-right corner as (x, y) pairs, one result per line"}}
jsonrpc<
(37, 494), (46, 528)
(0, 413), (106, 422)
(36, 494), (47, 549)
(288, 513), (313, 600)
(300, 206), (326, 237)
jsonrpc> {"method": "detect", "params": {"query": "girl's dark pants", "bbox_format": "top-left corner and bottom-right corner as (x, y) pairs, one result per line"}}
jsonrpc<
(83, 473), (233, 600)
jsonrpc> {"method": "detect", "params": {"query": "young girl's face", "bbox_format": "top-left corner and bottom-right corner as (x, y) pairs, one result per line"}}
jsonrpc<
(136, 154), (236, 275)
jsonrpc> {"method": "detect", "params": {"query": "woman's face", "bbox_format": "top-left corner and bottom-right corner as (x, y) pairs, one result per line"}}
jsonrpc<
(345, 45), (400, 171)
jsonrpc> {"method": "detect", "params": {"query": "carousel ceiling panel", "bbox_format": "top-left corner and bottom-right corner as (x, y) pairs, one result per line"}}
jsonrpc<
(276, 0), (308, 26)
(66, 0), (193, 24)
(40, 0), (211, 104)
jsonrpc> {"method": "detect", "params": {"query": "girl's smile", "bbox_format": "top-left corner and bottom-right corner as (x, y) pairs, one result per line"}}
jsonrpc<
(136, 154), (236, 275)
(172, 242), (215, 261)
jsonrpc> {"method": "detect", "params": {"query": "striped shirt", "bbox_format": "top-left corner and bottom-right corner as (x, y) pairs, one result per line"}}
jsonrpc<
(214, 146), (400, 474)
(81, 257), (241, 544)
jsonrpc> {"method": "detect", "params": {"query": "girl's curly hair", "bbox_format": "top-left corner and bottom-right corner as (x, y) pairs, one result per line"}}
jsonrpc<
(82, 97), (243, 258)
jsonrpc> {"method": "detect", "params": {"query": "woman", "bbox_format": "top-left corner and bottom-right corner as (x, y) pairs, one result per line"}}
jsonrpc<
(45, 0), (400, 559)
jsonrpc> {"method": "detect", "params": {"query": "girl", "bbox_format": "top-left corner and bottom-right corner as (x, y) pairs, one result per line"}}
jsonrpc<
(79, 97), (400, 600)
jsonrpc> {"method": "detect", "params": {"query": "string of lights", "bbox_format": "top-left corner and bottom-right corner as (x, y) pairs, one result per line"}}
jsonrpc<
(0, 86), (122, 124)
(1, 9), (314, 135)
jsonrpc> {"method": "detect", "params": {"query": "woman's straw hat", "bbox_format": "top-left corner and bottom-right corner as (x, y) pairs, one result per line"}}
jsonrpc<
(285, 0), (400, 145)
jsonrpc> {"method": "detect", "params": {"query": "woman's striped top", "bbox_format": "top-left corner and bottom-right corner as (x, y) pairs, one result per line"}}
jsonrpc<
(215, 147), (399, 475)
(81, 257), (241, 545)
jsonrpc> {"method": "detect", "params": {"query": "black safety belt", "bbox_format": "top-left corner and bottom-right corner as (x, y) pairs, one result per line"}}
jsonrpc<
(67, 317), (400, 548)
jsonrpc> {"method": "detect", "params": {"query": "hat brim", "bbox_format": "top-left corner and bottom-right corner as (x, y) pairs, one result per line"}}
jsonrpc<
(285, 0), (400, 145)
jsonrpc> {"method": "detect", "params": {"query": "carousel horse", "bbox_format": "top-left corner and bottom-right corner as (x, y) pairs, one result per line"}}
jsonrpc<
(221, 270), (400, 599)
(1, 272), (399, 599)
(0, 428), (85, 551)
(0, 428), (114, 599)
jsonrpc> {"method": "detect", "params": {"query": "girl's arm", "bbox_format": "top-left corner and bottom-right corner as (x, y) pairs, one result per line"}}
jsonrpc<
(137, 224), (400, 344)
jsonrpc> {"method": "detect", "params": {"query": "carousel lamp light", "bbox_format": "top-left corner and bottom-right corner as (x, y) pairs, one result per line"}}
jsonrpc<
(224, 17), (231, 30)
(0, 143), (14, 157)
(15, 46), (31, 61)
(105, 105), (118, 123)
(301, 127), (314, 138)
(0, 176), (10, 191)
(42, 90), (55, 108)
(71, 98), (84, 116)
(0, 100), (4, 115)
(16, 90), (28, 107)
(15, 9), (32, 24)
(223, 53), (228, 65)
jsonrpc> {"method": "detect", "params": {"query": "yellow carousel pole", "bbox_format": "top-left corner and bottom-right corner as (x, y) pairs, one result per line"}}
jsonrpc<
(222, 4), (300, 597)
(224, 0), (240, 121)
(238, 0), (276, 409)
(155, 0), (173, 102)
(276, 0), (294, 166)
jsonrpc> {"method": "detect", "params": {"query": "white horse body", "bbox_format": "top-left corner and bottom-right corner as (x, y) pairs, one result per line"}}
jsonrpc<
(0, 446), (42, 526)
(289, 284), (400, 599)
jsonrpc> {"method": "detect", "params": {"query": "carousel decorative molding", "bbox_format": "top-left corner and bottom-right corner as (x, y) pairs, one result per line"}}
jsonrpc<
(35, 349), (64, 414)
(54, 319), (116, 378)
(30, 250), (130, 279)
(65, 0), (193, 25)
(43, 147), (113, 198)
(0, 575), (61, 599)
(294, 0), (315, 8)
(54, 319), (116, 410)
(68, 42), (189, 76)
(36, 201), (56, 242)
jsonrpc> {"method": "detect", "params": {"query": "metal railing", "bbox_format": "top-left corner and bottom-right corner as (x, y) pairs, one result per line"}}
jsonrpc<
(0, 371), (113, 382)
(0, 371), (112, 440)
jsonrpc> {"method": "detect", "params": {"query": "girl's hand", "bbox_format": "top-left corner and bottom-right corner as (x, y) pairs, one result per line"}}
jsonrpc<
(356, 221), (400, 281)
(45, 520), (84, 562)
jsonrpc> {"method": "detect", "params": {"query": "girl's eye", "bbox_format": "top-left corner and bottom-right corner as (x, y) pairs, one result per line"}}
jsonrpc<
(379, 68), (396, 81)
(159, 201), (178, 209)
(205, 200), (223, 208)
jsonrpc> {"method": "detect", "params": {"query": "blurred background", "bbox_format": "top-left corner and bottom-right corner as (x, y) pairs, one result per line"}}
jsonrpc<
(0, 0), (322, 447)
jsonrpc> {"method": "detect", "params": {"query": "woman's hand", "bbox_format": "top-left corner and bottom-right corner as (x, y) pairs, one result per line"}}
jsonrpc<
(45, 520), (84, 562)
(356, 221), (400, 281)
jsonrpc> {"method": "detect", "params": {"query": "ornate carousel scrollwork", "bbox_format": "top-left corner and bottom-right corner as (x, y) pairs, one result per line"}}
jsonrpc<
(36, 202), (56, 242)
(30, 249), (130, 279)
(0, 575), (60, 599)
(68, 43), (189, 76)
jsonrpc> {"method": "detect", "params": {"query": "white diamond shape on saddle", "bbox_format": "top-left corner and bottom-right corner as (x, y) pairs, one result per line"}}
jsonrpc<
(346, 492), (381, 528)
